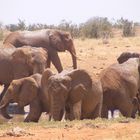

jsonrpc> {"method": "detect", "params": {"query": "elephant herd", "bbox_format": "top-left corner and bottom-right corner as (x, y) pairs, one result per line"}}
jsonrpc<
(0, 29), (140, 122)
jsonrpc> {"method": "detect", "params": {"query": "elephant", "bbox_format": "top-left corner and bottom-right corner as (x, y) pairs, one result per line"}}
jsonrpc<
(41, 69), (103, 121)
(0, 46), (47, 102)
(100, 58), (140, 118)
(0, 73), (49, 122)
(117, 52), (140, 64)
(117, 52), (140, 117)
(3, 29), (77, 73)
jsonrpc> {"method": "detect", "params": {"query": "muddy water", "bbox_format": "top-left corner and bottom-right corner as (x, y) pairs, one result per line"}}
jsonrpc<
(0, 106), (28, 124)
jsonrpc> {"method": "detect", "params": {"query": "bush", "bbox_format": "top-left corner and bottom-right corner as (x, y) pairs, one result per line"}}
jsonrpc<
(5, 19), (26, 31)
(3, 17), (137, 38)
(114, 18), (135, 37)
(79, 17), (112, 38)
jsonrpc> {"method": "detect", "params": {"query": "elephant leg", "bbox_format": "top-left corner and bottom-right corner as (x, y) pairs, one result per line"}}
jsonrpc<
(25, 110), (42, 122)
(92, 102), (102, 119)
(49, 50), (63, 73)
(0, 84), (9, 101)
(24, 99), (42, 122)
(65, 105), (71, 120)
(72, 100), (82, 120)
(101, 105), (108, 118)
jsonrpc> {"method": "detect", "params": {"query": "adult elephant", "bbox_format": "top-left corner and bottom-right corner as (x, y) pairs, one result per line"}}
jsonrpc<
(0, 74), (49, 122)
(0, 46), (47, 102)
(100, 58), (140, 118)
(3, 29), (77, 73)
(41, 69), (103, 121)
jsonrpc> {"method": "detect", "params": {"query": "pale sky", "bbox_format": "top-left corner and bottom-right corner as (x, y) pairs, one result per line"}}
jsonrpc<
(0, 0), (140, 25)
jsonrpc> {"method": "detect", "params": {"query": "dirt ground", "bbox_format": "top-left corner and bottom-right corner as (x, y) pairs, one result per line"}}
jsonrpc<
(1, 37), (140, 140)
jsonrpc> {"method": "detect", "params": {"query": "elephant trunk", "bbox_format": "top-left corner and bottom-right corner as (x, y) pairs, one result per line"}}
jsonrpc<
(0, 101), (13, 119)
(69, 44), (77, 69)
(51, 101), (65, 121)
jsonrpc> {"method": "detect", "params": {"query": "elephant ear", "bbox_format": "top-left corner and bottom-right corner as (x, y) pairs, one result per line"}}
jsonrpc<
(60, 31), (74, 50)
(18, 78), (38, 107)
(11, 48), (33, 66)
(49, 30), (65, 51)
(60, 31), (72, 42)
(68, 69), (92, 90)
(69, 84), (86, 104)
(41, 69), (54, 92)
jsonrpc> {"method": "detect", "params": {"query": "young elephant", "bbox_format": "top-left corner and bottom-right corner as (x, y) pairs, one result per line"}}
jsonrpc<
(100, 58), (140, 118)
(0, 74), (49, 122)
(41, 69), (103, 121)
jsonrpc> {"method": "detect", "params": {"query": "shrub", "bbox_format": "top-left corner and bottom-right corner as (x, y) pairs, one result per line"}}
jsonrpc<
(79, 17), (112, 38)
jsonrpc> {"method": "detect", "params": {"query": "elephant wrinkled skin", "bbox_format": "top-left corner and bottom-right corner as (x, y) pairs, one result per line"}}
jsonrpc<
(100, 58), (140, 118)
(0, 74), (49, 122)
(41, 69), (103, 121)
(3, 29), (77, 72)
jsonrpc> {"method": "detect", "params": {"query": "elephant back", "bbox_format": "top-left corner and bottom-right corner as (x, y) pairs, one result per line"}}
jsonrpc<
(117, 52), (140, 64)
(67, 69), (93, 90)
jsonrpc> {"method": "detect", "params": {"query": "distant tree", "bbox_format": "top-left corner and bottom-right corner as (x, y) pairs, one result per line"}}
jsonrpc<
(79, 17), (112, 38)
(5, 24), (18, 31)
(17, 19), (26, 30)
(114, 18), (135, 37)
(5, 19), (26, 31)
(58, 20), (80, 38)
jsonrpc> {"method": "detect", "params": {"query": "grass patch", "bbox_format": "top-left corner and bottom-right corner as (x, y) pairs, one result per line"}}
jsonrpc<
(0, 117), (139, 131)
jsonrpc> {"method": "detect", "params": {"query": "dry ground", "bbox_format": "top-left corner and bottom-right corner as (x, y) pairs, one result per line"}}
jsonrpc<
(1, 37), (140, 140)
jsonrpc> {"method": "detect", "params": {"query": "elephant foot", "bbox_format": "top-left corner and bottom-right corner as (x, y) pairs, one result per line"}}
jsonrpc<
(24, 117), (39, 123)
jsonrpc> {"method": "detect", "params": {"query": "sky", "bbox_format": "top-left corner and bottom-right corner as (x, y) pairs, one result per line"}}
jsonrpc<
(0, 0), (140, 25)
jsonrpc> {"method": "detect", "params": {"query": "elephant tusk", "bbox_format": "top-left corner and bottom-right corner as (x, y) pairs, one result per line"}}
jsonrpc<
(0, 104), (6, 109)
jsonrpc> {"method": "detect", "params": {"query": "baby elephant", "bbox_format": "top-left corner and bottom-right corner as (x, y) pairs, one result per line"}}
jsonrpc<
(0, 74), (49, 122)
(41, 69), (103, 121)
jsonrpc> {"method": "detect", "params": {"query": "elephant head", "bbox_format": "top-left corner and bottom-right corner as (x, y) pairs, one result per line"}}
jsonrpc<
(48, 30), (77, 69)
(11, 46), (47, 78)
(0, 77), (38, 119)
(42, 69), (92, 121)
(117, 52), (140, 64)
